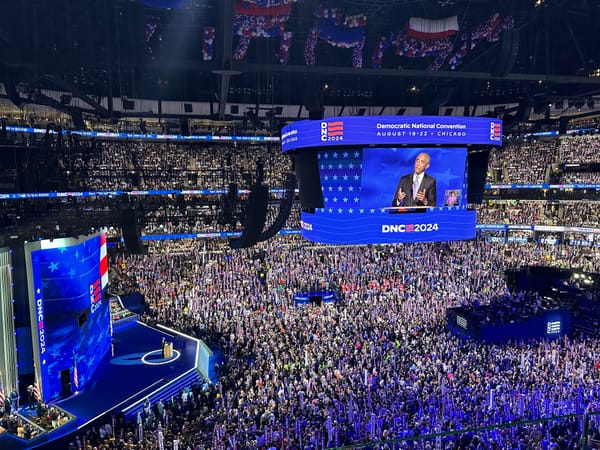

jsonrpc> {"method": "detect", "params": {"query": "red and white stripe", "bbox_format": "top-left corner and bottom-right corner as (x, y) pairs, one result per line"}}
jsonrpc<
(406, 16), (459, 39)
(73, 352), (79, 391)
(100, 233), (109, 289)
(32, 381), (41, 401)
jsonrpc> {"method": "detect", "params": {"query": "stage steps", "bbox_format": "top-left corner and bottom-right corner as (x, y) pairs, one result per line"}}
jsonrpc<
(121, 368), (204, 420)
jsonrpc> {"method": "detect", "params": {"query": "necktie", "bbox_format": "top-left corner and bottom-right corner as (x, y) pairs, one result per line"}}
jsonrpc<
(413, 175), (420, 200)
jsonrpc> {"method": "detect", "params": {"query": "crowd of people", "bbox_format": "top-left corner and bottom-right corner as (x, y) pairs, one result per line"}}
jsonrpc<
(474, 200), (600, 229)
(474, 201), (555, 226)
(139, 198), (600, 237)
(487, 138), (560, 185)
(488, 134), (600, 185)
(559, 135), (600, 164)
(63, 237), (599, 449)
(58, 140), (291, 193)
(139, 197), (302, 236)
(560, 172), (600, 185)
(30, 132), (600, 194)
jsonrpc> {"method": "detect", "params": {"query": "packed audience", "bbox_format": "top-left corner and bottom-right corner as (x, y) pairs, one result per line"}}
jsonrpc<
(487, 138), (560, 184)
(475, 201), (556, 226)
(559, 135), (600, 164)
(139, 197), (302, 236)
(63, 237), (600, 449)
(475, 200), (600, 233)
(560, 172), (600, 184)
(60, 140), (292, 192)
(487, 134), (600, 185)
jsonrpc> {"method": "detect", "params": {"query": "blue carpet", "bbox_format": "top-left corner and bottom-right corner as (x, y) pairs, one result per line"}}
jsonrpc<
(57, 322), (197, 421)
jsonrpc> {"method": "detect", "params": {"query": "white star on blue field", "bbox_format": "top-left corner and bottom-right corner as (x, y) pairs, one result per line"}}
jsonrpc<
(318, 150), (365, 213)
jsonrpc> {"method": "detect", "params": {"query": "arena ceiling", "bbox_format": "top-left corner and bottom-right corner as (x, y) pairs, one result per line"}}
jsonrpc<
(1, 0), (600, 120)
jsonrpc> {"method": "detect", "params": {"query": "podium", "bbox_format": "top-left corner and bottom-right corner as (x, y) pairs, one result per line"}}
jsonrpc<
(163, 342), (173, 358)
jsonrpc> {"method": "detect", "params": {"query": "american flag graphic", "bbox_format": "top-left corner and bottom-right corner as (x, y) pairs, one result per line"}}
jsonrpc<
(91, 279), (103, 305)
(324, 120), (344, 138)
(73, 350), (79, 391)
(318, 150), (368, 214)
(100, 233), (108, 289)
(32, 380), (41, 401)
(491, 122), (501, 138)
(0, 375), (5, 406)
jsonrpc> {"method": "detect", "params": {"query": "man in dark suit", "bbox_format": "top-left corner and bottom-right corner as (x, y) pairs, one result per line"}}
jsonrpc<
(392, 152), (437, 207)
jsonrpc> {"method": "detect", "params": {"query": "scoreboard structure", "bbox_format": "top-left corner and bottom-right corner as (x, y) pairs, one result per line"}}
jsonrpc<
(281, 116), (503, 244)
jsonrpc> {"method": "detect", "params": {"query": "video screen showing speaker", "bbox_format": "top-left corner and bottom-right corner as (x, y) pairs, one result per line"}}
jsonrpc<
(26, 233), (110, 402)
(282, 116), (502, 245)
(298, 147), (474, 244)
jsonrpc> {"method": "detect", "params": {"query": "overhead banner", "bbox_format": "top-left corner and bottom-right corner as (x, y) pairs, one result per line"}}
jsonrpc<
(281, 116), (502, 152)
(300, 209), (476, 244)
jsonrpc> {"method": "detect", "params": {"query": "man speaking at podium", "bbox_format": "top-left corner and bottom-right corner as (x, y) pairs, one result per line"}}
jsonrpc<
(392, 152), (437, 207)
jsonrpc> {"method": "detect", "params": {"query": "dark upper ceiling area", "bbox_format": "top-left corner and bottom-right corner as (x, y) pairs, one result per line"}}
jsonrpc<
(1, 0), (600, 115)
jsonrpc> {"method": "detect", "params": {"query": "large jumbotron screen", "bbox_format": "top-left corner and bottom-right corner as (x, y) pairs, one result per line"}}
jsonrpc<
(282, 116), (502, 244)
(26, 233), (110, 402)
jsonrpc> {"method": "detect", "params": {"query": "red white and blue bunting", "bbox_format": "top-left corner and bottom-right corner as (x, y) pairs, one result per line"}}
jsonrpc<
(304, 7), (367, 68)
(232, 0), (300, 64)
(202, 26), (215, 61)
(372, 13), (514, 71)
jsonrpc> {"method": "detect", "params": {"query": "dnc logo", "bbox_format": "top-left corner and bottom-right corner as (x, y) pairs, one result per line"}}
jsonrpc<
(320, 121), (344, 142)
(89, 279), (103, 314)
(490, 122), (502, 142)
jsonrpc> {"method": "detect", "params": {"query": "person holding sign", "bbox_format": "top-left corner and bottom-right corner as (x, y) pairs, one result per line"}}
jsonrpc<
(391, 152), (437, 207)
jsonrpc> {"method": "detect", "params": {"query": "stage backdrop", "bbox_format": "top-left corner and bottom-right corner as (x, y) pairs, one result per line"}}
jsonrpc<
(26, 233), (110, 402)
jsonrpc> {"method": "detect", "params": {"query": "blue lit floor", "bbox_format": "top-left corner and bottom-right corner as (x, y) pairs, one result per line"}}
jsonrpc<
(1, 322), (198, 450)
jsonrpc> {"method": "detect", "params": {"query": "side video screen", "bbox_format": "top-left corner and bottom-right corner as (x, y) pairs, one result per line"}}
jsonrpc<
(300, 147), (476, 244)
(28, 233), (110, 401)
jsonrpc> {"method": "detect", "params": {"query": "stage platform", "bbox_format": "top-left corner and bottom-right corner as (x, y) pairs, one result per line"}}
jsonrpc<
(446, 306), (571, 343)
(0, 321), (202, 450)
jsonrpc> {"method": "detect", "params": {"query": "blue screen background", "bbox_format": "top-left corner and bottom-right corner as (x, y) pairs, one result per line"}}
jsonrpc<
(360, 147), (467, 209)
(31, 235), (110, 401)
